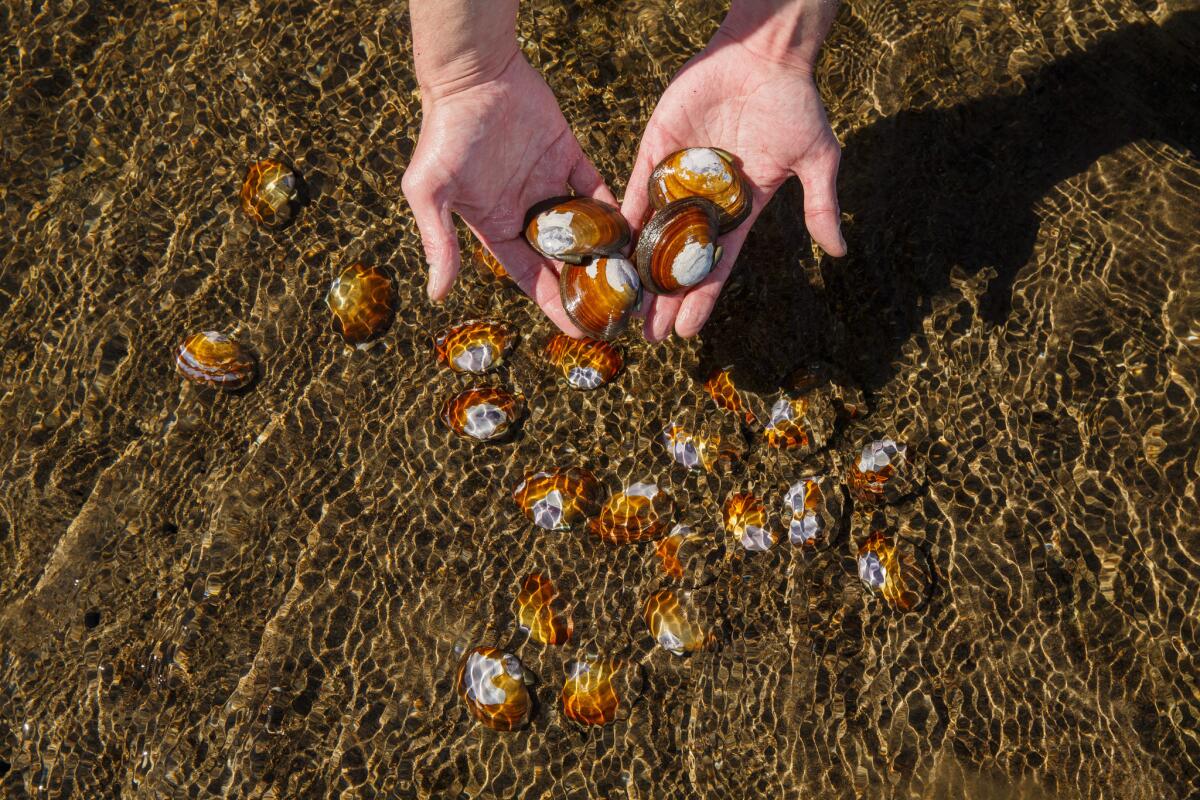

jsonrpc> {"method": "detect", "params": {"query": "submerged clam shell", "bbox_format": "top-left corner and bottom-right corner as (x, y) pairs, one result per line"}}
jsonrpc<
(512, 467), (601, 531)
(240, 158), (301, 227)
(784, 475), (842, 548)
(561, 656), (642, 726)
(704, 367), (757, 426)
(560, 257), (642, 341)
(544, 334), (622, 390)
(439, 387), (525, 441)
(516, 572), (573, 646)
(642, 589), (716, 656)
(857, 531), (925, 612)
(524, 196), (632, 265)
(472, 241), (512, 284)
(635, 197), (722, 295)
(175, 331), (256, 390)
(654, 524), (722, 588)
(456, 646), (533, 731)
(434, 320), (518, 374)
(589, 482), (675, 545)
(649, 147), (751, 233)
(847, 438), (919, 504)
(660, 417), (744, 473)
(325, 263), (395, 345)
(722, 492), (776, 552)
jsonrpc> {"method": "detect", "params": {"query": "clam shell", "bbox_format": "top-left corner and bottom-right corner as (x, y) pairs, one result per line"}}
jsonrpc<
(472, 241), (513, 284)
(439, 386), (525, 441)
(456, 646), (533, 731)
(660, 417), (744, 473)
(524, 196), (632, 265)
(175, 331), (256, 390)
(722, 492), (776, 552)
(560, 258), (642, 341)
(703, 366), (757, 426)
(434, 320), (518, 374)
(653, 524), (722, 588)
(516, 572), (573, 646)
(588, 481), (675, 545)
(512, 467), (601, 531)
(325, 263), (395, 345)
(648, 147), (751, 233)
(857, 531), (926, 612)
(847, 438), (920, 504)
(544, 334), (623, 390)
(783, 475), (842, 548)
(635, 197), (722, 295)
(642, 588), (716, 656)
(561, 656), (642, 726)
(240, 158), (301, 227)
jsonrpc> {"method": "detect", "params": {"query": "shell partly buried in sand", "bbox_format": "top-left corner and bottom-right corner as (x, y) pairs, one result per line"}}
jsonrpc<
(642, 588), (716, 656)
(544, 334), (623, 390)
(325, 263), (395, 345)
(175, 331), (256, 390)
(722, 491), (776, 552)
(589, 481), (675, 544)
(439, 386), (526, 441)
(561, 656), (642, 726)
(240, 158), (301, 227)
(512, 467), (602, 531)
(456, 646), (533, 731)
(434, 320), (518, 374)
(516, 572), (573, 646)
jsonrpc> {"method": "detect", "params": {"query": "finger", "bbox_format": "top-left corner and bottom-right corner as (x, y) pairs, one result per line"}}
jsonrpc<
(568, 151), (618, 206)
(619, 140), (661, 236)
(643, 293), (683, 343)
(401, 174), (462, 301)
(795, 142), (846, 257)
(673, 223), (753, 338)
(487, 239), (586, 338)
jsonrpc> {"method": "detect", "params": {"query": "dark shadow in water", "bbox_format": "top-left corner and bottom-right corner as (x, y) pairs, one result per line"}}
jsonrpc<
(699, 10), (1200, 393)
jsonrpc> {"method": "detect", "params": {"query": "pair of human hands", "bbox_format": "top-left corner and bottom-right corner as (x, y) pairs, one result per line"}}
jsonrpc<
(402, 30), (845, 342)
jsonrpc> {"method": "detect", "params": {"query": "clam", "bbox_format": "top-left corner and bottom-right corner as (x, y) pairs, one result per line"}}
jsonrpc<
(857, 531), (923, 612)
(642, 589), (715, 656)
(847, 438), (919, 504)
(654, 524), (722, 587)
(561, 656), (642, 726)
(240, 158), (301, 227)
(544, 333), (622, 390)
(635, 198), (723, 295)
(325, 263), (395, 345)
(434, 320), (518, 374)
(439, 387), (525, 441)
(784, 475), (841, 547)
(588, 481), (675, 545)
(722, 492), (776, 552)
(472, 241), (512, 284)
(648, 147), (752, 233)
(704, 367), (757, 426)
(516, 572), (573, 646)
(175, 331), (256, 390)
(456, 646), (534, 731)
(512, 467), (601, 531)
(660, 418), (743, 473)
(764, 391), (836, 456)
(560, 257), (642, 340)
(524, 196), (632, 265)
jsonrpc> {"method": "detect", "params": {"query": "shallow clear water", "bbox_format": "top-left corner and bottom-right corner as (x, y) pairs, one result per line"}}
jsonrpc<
(1, 1), (1198, 797)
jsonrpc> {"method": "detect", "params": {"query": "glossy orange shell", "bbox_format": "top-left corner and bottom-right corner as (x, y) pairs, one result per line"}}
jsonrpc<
(588, 483), (675, 545)
(544, 334), (623, 390)
(561, 657), (639, 726)
(472, 242), (512, 283)
(660, 422), (741, 473)
(512, 467), (601, 530)
(642, 589), (713, 656)
(516, 573), (573, 646)
(635, 197), (721, 295)
(847, 440), (909, 504)
(704, 367), (757, 426)
(857, 531), (920, 612)
(524, 196), (631, 263)
(722, 492), (776, 551)
(455, 646), (532, 731)
(764, 397), (812, 450)
(175, 331), (256, 390)
(648, 147), (751, 233)
(559, 258), (641, 341)
(325, 263), (395, 344)
(434, 320), (518, 374)
(439, 387), (525, 441)
(240, 158), (299, 227)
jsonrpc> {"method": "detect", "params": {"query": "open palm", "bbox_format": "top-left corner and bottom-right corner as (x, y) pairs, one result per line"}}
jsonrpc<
(622, 32), (846, 341)
(402, 54), (613, 335)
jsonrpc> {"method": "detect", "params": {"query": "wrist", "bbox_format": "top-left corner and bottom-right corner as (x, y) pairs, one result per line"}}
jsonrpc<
(719, 0), (839, 72)
(410, 0), (522, 100)
(416, 43), (521, 101)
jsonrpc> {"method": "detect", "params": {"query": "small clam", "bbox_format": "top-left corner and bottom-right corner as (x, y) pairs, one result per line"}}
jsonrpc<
(722, 492), (776, 552)
(784, 476), (841, 547)
(589, 482), (675, 545)
(561, 656), (642, 726)
(649, 147), (752, 233)
(440, 387), (525, 441)
(456, 646), (533, 731)
(660, 418), (743, 473)
(175, 331), (256, 390)
(857, 531), (924, 611)
(764, 391), (836, 456)
(847, 438), (918, 504)
(325, 263), (395, 345)
(524, 196), (632, 265)
(642, 589), (715, 656)
(512, 467), (601, 531)
(434, 320), (518, 374)
(560, 257), (642, 340)
(544, 334), (622, 390)
(635, 198), (723, 295)
(472, 241), (512, 284)
(654, 524), (722, 587)
(516, 572), (573, 646)
(240, 158), (301, 227)
(704, 367), (757, 426)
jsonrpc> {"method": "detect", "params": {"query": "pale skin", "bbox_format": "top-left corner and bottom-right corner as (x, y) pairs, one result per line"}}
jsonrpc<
(403, 0), (844, 342)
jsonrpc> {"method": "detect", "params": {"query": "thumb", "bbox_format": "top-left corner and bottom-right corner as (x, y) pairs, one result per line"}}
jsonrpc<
(401, 170), (461, 301)
(795, 140), (846, 257)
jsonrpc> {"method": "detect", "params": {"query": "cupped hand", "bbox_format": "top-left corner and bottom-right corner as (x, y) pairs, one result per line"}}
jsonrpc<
(622, 31), (846, 342)
(402, 52), (614, 335)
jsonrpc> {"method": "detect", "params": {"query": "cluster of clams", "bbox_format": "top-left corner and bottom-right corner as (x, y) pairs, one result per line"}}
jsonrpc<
(179, 154), (930, 735)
